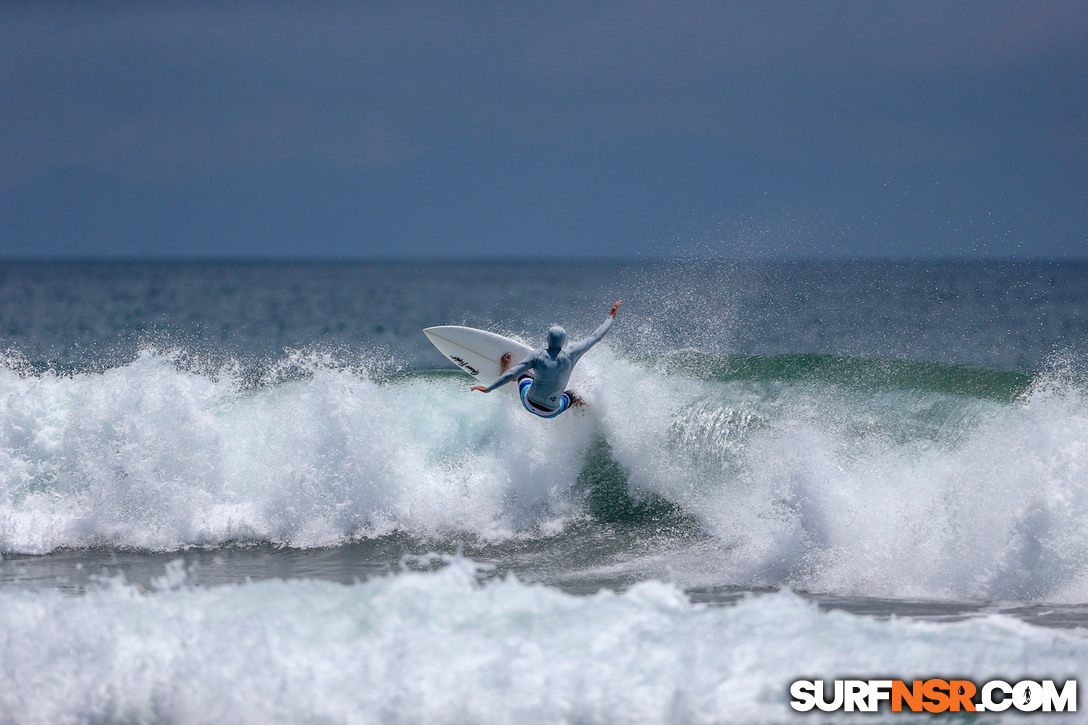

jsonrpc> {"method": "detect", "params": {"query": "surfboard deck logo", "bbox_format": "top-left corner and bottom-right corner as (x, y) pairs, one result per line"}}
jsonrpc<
(449, 356), (480, 376)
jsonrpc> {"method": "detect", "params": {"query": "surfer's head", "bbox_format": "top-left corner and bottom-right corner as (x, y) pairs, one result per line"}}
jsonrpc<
(546, 326), (567, 350)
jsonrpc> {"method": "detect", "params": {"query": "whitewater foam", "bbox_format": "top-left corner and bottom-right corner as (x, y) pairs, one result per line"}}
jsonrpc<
(599, 351), (1088, 602)
(0, 349), (603, 553)
(0, 558), (1084, 724)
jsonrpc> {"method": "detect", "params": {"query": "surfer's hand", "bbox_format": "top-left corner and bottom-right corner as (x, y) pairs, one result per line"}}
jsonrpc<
(610, 300), (622, 317)
(471, 385), (489, 393)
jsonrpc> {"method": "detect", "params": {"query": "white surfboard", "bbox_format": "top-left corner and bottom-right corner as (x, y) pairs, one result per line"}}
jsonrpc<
(423, 326), (533, 389)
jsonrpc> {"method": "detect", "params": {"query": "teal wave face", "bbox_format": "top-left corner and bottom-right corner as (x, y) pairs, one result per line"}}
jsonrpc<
(645, 352), (1035, 402)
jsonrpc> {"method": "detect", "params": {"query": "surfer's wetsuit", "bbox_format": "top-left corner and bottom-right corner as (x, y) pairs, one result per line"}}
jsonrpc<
(484, 316), (614, 417)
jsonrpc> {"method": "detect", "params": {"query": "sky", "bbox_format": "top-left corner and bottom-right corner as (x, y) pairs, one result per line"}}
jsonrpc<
(1, 1), (1086, 260)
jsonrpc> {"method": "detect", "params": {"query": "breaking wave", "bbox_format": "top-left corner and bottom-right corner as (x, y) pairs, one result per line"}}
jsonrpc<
(2, 347), (1087, 602)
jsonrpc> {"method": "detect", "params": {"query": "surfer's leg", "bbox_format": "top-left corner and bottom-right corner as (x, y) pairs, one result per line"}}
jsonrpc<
(564, 390), (583, 408)
(500, 352), (512, 373)
(519, 377), (536, 412)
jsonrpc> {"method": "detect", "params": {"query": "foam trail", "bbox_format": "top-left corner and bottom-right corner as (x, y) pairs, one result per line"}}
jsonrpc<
(0, 559), (1084, 724)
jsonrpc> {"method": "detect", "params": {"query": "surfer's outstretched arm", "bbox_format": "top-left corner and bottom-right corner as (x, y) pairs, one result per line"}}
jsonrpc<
(472, 353), (533, 393)
(565, 300), (621, 361)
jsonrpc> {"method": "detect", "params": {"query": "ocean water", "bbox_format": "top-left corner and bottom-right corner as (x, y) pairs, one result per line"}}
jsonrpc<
(1, 260), (1087, 723)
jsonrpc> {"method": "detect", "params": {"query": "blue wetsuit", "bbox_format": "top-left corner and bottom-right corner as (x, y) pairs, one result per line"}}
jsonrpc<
(485, 316), (614, 416)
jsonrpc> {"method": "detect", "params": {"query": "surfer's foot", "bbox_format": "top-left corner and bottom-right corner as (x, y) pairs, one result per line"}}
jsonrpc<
(570, 396), (585, 409)
(500, 352), (512, 373)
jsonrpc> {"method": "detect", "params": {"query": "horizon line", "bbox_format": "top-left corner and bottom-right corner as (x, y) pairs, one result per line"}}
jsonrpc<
(2, 253), (1087, 265)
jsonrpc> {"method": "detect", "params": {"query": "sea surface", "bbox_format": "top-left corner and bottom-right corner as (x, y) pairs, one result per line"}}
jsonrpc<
(1, 260), (1087, 723)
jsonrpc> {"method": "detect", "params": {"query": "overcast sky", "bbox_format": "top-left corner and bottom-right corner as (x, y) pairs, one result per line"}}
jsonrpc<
(2, 1), (1086, 259)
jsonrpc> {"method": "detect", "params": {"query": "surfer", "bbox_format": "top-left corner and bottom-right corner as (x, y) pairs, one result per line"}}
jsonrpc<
(472, 300), (621, 418)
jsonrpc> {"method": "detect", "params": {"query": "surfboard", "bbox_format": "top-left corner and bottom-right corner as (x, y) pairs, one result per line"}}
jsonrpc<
(423, 326), (533, 388)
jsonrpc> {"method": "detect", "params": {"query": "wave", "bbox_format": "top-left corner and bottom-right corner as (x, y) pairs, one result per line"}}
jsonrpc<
(2, 348), (1087, 602)
(599, 350), (1088, 602)
(1, 558), (1085, 725)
